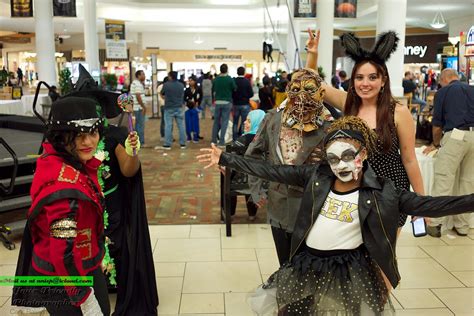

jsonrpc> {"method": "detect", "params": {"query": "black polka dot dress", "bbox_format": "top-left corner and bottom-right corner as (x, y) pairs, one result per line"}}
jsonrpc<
(369, 124), (410, 227)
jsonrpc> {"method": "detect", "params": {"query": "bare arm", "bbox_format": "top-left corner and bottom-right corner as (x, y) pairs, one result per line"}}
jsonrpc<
(395, 104), (425, 195)
(305, 28), (347, 111)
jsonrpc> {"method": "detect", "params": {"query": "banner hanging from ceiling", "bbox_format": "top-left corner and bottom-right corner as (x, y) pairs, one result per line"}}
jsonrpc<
(105, 20), (128, 59)
(334, 0), (357, 18)
(294, 0), (316, 18)
(53, 0), (77, 17)
(10, 0), (33, 17)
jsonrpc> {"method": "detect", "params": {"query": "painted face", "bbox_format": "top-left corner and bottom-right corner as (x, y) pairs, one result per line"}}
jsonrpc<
(353, 62), (384, 102)
(284, 69), (325, 132)
(69, 130), (100, 163)
(243, 117), (251, 133)
(326, 140), (364, 182)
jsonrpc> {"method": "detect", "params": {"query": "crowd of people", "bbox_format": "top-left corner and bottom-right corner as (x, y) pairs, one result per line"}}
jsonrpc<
(9, 28), (474, 316)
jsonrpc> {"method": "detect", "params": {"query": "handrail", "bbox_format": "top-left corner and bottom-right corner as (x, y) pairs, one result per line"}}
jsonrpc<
(0, 137), (18, 195)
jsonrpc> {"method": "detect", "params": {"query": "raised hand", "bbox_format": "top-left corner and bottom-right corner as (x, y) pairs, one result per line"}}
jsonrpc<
(305, 28), (320, 55)
(197, 144), (223, 169)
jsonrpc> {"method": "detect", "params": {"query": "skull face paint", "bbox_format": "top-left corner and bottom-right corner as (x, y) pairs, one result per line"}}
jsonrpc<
(283, 68), (325, 132)
(326, 141), (364, 182)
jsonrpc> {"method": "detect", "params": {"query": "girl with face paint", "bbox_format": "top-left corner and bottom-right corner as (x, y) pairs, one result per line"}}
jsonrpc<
(197, 116), (474, 315)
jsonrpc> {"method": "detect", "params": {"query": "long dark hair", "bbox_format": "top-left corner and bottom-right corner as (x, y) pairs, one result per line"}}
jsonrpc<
(45, 127), (103, 170)
(344, 61), (396, 152)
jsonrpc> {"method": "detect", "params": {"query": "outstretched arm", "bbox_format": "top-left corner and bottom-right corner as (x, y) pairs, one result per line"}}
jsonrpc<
(399, 190), (474, 218)
(197, 144), (314, 187)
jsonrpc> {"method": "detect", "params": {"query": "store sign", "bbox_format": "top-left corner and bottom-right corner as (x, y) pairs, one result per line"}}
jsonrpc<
(10, 0), (33, 17)
(294, 0), (316, 18)
(53, 0), (76, 17)
(194, 55), (242, 61)
(404, 46), (428, 58)
(105, 20), (127, 59)
(466, 26), (474, 45)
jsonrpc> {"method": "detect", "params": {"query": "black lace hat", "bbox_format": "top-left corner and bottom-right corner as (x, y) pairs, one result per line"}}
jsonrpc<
(63, 64), (122, 118)
(48, 96), (104, 133)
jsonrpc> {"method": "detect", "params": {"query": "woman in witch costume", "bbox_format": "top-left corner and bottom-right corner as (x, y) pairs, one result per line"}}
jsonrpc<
(198, 116), (474, 315)
(305, 31), (425, 233)
(12, 97), (110, 315)
(65, 64), (158, 316)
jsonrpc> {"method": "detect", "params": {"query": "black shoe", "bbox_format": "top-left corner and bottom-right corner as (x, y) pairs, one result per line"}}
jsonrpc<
(198, 136), (204, 140)
(426, 225), (441, 238)
(453, 226), (468, 236)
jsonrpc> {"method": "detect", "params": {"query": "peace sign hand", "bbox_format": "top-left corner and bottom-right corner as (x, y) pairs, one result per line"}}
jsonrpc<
(305, 28), (320, 55)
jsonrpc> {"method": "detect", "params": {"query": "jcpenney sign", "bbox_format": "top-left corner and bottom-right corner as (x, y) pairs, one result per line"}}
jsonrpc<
(404, 45), (428, 58)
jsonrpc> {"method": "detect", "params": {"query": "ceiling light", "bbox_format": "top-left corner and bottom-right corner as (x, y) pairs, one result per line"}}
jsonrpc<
(430, 11), (446, 29)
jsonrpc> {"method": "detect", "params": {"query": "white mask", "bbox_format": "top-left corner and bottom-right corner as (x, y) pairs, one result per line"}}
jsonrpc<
(326, 141), (364, 182)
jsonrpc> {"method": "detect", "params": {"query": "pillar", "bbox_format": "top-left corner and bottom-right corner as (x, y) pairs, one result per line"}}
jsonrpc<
(84, 0), (100, 74)
(317, 0), (335, 83)
(376, 0), (407, 97)
(286, 0), (302, 71)
(34, 0), (57, 85)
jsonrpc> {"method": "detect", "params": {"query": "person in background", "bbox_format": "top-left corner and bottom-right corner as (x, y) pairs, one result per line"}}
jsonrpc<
(258, 76), (274, 112)
(201, 73), (213, 119)
(423, 68), (474, 237)
(184, 75), (203, 140)
(130, 70), (147, 147)
(185, 98), (201, 143)
(226, 109), (267, 221)
(331, 75), (342, 90)
(402, 71), (427, 111)
(212, 64), (236, 147)
(158, 71), (187, 150)
(232, 66), (254, 140)
(16, 67), (24, 86)
(48, 85), (60, 102)
(339, 70), (350, 91)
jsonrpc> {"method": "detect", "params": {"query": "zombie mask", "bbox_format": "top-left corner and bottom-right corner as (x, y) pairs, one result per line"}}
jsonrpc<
(283, 68), (325, 132)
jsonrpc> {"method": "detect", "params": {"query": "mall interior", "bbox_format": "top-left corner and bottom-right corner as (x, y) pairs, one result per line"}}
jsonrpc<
(0, 0), (474, 315)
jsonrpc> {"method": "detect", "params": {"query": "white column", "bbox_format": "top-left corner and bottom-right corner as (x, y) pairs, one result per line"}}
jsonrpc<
(286, 20), (301, 71)
(34, 0), (57, 85)
(376, 0), (407, 97)
(84, 0), (100, 73)
(317, 0), (335, 84)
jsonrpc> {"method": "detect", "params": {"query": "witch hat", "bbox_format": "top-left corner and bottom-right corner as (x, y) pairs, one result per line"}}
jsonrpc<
(63, 64), (122, 118)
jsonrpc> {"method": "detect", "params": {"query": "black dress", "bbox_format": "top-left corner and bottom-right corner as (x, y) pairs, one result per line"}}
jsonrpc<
(103, 125), (159, 315)
(368, 120), (410, 227)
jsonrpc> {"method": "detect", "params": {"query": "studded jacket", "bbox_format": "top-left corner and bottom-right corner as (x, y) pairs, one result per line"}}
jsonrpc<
(219, 152), (474, 288)
(28, 143), (105, 306)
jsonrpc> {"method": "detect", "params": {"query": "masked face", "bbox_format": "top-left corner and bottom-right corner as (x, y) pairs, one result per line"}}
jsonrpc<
(326, 140), (364, 182)
(283, 69), (325, 132)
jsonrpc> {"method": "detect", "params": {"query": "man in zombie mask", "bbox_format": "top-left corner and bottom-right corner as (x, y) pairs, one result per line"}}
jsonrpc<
(245, 68), (340, 265)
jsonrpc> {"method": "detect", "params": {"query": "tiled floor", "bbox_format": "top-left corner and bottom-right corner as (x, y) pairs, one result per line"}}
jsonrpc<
(0, 223), (473, 315)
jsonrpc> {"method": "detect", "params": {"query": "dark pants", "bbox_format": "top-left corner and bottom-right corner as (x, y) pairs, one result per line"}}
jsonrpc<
(271, 226), (292, 265)
(230, 194), (258, 217)
(46, 268), (110, 316)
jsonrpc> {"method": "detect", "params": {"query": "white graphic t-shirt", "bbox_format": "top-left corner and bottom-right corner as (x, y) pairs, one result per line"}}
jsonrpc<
(305, 188), (363, 250)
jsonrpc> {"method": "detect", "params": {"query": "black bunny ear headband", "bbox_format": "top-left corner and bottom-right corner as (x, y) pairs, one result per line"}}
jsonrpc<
(340, 31), (399, 66)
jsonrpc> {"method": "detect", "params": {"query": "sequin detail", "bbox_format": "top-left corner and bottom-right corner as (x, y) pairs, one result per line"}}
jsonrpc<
(50, 218), (77, 239)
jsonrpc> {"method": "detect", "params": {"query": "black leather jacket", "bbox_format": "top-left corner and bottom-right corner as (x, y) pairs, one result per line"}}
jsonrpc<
(219, 152), (474, 288)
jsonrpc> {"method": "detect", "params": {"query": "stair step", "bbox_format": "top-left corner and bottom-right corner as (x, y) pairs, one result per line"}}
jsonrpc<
(0, 195), (31, 213)
(0, 175), (34, 186)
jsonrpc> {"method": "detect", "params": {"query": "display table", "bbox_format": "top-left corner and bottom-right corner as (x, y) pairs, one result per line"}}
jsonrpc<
(415, 147), (474, 229)
(0, 100), (24, 115)
(0, 95), (50, 117)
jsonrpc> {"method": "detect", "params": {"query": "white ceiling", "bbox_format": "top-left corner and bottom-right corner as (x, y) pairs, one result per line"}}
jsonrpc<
(0, 0), (472, 37)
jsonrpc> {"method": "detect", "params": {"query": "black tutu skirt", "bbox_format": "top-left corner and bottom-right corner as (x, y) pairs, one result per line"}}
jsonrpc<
(262, 245), (395, 316)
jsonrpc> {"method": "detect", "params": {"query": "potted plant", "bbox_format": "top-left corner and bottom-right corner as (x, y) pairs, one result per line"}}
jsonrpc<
(59, 68), (73, 95)
(102, 73), (118, 91)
